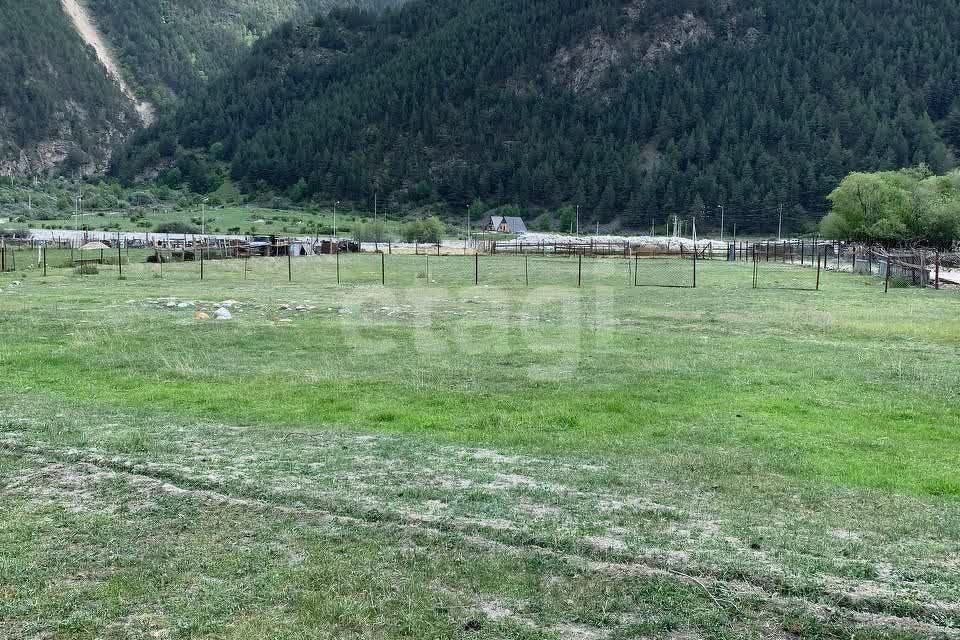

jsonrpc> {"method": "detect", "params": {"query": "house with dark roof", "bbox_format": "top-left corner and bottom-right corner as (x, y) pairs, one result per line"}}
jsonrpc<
(483, 215), (527, 234)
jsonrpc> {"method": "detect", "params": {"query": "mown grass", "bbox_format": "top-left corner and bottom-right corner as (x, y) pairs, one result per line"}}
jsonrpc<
(1, 256), (957, 497)
(1, 255), (959, 639)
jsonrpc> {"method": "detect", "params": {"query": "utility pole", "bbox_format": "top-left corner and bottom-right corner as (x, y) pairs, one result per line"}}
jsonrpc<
(576, 205), (580, 236)
(333, 200), (339, 240)
(201, 197), (208, 235)
(777, 203), (783, 242)
(717, 205), (725, 242)
(77, 185), (83, 240)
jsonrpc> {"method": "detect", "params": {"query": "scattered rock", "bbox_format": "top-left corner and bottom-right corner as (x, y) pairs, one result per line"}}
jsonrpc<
(165, 302), (176, 308)
(176, 302), (192, 309)
(214, 308), (232, 321)
(221, 300), (239, 308)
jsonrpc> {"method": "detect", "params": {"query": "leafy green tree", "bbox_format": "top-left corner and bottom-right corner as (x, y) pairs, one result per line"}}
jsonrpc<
(821, 167), (960, 246)
(402, 217), (444, 243)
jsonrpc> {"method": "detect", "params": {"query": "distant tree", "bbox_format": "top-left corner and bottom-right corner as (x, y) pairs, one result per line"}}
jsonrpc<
(401, 217), (444, 243)
(353, 219), (389, 242)
(154, 221), (201, 234)
(821, 166), (960, 246)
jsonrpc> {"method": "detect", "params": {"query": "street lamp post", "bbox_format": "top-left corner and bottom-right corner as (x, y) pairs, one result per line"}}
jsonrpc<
(201, 197), (208, 236)
(78, 190), (84, 242)
(717, 205), (725, 243)
(333, 201), (339, 240)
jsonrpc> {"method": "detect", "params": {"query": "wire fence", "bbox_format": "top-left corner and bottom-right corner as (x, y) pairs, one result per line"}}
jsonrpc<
(1, 238), (956, 294)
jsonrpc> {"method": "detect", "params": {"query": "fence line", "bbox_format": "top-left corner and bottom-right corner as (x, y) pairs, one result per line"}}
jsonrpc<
(1, 236), (956, 293)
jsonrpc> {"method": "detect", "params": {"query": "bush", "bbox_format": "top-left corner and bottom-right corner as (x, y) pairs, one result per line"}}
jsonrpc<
(154, 221), (201, 234)
(401, 217), (444, 243)
(354, 220), (390, 242)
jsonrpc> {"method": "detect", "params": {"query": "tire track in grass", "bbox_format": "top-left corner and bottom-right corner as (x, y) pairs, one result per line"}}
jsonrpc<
(2, 439), (957, 638)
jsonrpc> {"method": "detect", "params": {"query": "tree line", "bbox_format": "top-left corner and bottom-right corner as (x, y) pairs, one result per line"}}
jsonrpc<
(822, 166), (960, 248)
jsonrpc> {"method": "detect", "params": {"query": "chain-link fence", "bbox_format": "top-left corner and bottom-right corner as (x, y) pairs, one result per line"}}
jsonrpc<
(632, 254), (695, 288)
(6, 236), (958, 294)
(751, 242), (823, 291)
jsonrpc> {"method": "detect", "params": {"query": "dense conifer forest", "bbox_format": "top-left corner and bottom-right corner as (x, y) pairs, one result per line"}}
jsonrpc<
(110, 0), (960, 231)
(0, 0), (133, 168)
(84, 0), (403, 106)
(0, 0), (401, 172)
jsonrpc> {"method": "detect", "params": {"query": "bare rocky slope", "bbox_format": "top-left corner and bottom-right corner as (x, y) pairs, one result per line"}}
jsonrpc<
(60, 0), (156, 127)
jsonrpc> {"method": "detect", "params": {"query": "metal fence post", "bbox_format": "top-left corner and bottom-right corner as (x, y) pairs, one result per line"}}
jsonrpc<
(200, 242), (204, 280)
(336, 250), (340, 285)
(692, 242), (697, 288)
(288, 246), (292, 282)
(816, 250), (821, 290)
(525, 255), (529, 287)
(381, 252), (385, 286)
(885, 255), (891, 293)
(634, 255), (638, 287)
(42, 245), (46, 277)
(935, 252), (940, 289)
(578, 254), (582, 287)
(117, 236), (122, 278)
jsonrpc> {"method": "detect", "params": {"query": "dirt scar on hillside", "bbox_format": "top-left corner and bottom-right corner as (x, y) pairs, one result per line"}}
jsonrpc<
(60, 0), (156, 125)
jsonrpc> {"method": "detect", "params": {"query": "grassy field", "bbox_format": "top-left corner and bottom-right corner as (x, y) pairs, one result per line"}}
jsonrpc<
(1, 255), (958, 639)
(13, 204), (397, 237)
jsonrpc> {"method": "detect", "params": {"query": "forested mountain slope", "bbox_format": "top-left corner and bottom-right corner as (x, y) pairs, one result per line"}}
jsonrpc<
(0, 0), (402, 177)
(0, 0), (135, 176)
(114, 0), (960, 231)
(84, 0), (404, 107)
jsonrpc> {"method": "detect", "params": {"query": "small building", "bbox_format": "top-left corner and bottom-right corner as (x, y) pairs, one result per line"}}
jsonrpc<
(484, 215), (527, 234)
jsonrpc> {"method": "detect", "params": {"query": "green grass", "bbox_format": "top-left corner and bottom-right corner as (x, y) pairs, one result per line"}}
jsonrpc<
(18, 204), (398, 237)
(1, 255), (958, 638)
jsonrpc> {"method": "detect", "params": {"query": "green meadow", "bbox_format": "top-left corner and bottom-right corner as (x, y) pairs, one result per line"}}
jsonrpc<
(1, 255), (958, 639)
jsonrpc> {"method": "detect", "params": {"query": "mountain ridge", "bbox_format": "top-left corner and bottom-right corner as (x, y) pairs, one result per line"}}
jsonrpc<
(112, 0), (960, 230)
